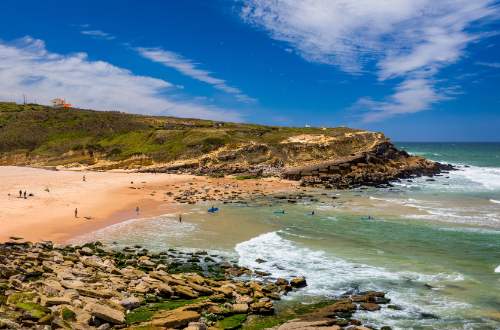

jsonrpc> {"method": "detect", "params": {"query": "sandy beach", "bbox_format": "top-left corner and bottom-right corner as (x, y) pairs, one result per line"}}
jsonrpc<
(0, 166), (296, 243)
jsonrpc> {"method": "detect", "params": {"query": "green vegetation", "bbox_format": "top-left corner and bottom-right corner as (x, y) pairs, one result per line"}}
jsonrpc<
(216, 314), (247, 329)
(0, 102), (372, 168)
(125, 298), (207, 324)
(61, 307), (76, 321)
(235, 174), (260, 180)
(6, 292), (37, 305)
(242, 300), (336, 330)
(15, 302), (49, 319)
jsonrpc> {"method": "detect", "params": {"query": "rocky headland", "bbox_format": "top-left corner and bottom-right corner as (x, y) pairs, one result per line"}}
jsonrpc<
(0, 102), (453, 189)
(0, 240), (393, 329)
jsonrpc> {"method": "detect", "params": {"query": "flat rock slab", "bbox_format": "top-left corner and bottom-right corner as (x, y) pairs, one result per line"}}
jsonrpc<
(275, 318), (341, 330)
(89, 303), (125, 324)
(151, 310), (200, 328)
(43, 296), (72, 306)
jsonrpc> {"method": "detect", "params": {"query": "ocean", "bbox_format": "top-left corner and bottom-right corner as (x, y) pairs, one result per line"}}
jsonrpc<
(73, 143), (500, 329)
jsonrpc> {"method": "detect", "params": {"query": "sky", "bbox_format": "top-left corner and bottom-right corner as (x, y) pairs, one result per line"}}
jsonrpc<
(0, 0), (499, 141)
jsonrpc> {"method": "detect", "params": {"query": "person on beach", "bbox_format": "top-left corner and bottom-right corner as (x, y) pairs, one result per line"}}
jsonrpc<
(19, 190), (22, 198)
(83, 175), (86, 182)
(311, 210), (315, 216)
(74, 208), (78, 218)
(136, 206), (140, 215)
(179, 214), (182, 223)
(23, 191), (27, 199)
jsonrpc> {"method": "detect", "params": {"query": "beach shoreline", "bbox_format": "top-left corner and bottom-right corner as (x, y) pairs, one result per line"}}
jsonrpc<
(0, 166), (296, 243)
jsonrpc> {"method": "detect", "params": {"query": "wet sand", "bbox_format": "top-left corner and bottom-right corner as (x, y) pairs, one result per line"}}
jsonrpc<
(0, 166), (296, 243)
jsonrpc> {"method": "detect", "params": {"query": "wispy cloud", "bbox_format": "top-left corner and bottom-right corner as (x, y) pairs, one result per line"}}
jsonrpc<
(476, 61), (500, 68)
(80, 29), (116, 40)
(241, 0), (499, 121)
(136, 47), (255, 103)
(0, 37), (243, 122)
(352, 78), (448, 122)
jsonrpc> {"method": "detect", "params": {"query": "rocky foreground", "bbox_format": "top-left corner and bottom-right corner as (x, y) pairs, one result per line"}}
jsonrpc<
(0, 240), (393, 329)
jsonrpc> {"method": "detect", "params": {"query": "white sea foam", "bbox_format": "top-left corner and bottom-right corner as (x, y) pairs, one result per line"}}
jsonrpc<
(490, 199), (500, 204)
(369, 195), (500, 226)
(495, 265), (500, 273)
(235, 232), (468, 328)
(388, 164), (500, 193)
(69, 214), (197, 249)
(438, 227), (500, 235)
(457, 166), (500, 190)
(236, 232), (464, 295)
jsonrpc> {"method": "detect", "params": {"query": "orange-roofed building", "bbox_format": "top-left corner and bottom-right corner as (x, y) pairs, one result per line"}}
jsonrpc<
(51, 98), (72, 109)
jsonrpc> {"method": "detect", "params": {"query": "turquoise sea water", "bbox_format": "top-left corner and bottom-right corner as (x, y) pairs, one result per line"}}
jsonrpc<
(74, 143), (500, 329)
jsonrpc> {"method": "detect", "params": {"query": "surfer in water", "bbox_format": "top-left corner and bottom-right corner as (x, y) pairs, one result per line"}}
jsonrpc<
(208, 205), (219, 213)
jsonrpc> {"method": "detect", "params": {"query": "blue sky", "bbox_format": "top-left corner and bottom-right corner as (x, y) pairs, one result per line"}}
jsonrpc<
(0, 0), (499, 141)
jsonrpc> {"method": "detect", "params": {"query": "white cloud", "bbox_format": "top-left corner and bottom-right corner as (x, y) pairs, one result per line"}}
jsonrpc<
(353, 78), (447, 122)
(241, 0), (498, 121)
(80, 29), (116, 40)
(0, 36), (243, 122)
(476, 61), (500, 68)
(136, 47), (255, 103)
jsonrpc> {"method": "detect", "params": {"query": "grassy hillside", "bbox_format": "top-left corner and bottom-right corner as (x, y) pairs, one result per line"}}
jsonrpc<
(0, 102), (380, 169)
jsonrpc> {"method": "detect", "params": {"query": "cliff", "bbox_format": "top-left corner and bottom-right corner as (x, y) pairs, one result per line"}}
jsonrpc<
(0, 102), (451, 188)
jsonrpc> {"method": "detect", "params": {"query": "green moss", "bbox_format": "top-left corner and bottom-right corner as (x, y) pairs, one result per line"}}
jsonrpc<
(243, 300), (336, 330)
(15, 302), (49, 319)
(168, 262), (203, 274)
(6, 292), (37, 305)
(0, 282), (9, 294)
(126, 326), (162, 330)
(61, 307), (76, 321)
(216, 314), (247, 329)
(126, 298), (207, 324)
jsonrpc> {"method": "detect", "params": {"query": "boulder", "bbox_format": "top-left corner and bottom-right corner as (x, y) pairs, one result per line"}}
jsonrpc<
(88, 303), (125, 324)
(232, 303), (249, 313)
(290, 277), (307, 288)
(275, 278), (289, 286)
(187, 281), (213, 295)
(250, 301), (274, 315)
(360, 303), (381, 311)
(119, 296), (143, 310)
(0, 318), (21, 329)
(151, 310), (200, 328)
(76, 287), (114, 299)
(276, 319), (340, 330)
(185, 321), (207, 330)
(174, 285), (199, 299)
(42, 296), (72, 306)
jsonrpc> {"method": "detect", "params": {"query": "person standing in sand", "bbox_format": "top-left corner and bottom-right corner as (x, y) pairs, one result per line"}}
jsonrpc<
(83, 175), (86, 182)
(19, 190), (22, 198)
(179, 214), (182, 223)
(136, 206), (140, 215)
(74, 208), (78, 218)
(23, 191), (27, 199)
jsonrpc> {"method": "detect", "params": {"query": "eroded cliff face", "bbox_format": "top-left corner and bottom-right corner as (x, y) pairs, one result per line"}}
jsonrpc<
(141, 132), (453, 188)
(283, 141), (453, 188)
